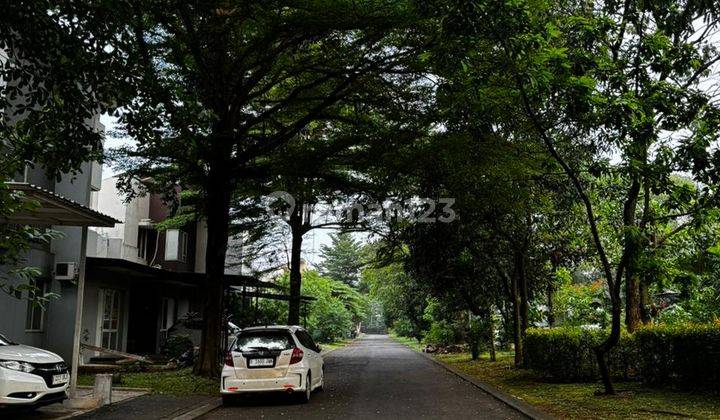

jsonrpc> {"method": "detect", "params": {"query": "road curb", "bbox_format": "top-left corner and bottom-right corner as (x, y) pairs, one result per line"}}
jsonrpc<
(171, 398), (223, 420)
(416, 350), (553, 420)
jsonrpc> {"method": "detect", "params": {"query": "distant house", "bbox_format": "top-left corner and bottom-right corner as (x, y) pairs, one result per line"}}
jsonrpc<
(83, 175), (208, 358)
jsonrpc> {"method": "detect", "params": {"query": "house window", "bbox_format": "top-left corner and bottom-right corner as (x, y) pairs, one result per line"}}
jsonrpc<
(99, 289), (122, 350)
(25, 280), (48, 332)
(138, 228), (148, 260)
(164, 229), (188, 262)
(159, 297), (176, 343)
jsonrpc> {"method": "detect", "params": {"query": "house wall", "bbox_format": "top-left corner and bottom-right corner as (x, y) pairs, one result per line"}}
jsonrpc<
(0, 158), (97, 363)
(91, 176), (150, 264)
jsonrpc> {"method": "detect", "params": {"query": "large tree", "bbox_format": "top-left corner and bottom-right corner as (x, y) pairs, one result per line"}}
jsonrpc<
(320, 233), (365, 286)
(112, 0), (426, 376)
(433, 0), (720, 393)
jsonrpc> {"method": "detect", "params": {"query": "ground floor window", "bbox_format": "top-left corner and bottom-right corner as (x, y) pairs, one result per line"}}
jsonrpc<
(99, 289), (122, 350)
(25, 279), (49, 332)
(159, 297), (176, 343)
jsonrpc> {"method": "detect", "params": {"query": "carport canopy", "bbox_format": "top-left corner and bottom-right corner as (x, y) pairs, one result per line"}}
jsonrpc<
(3, 182), (119, 227)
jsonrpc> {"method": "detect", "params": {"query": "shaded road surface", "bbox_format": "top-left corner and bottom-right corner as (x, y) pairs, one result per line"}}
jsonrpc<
(203, 334), (524, 419)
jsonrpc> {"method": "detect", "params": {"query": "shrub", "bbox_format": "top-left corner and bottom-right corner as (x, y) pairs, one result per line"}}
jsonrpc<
(392, 318), (418, 339)
(524, 328), (637, 382)
(525, 324), (720, 388)
(424, 320), (459, 346)
(635, 323), (720, 387)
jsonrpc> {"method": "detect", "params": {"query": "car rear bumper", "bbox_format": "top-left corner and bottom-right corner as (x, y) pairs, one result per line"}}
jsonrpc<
(221, 372), (305, 393)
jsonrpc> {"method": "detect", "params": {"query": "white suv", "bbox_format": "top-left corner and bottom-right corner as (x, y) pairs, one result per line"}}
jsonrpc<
(221, 326), (324, 404)
(0, 333), (69, 409)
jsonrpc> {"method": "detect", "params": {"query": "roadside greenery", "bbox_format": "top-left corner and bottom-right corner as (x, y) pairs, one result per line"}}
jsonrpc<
(77, 369), (218, 396)
(241, 270), (369, 344)
(435, 352), (720, 420)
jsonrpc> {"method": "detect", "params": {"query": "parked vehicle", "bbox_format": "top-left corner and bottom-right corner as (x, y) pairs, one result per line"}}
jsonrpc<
(221, 325), (324, 404)
(0, 333), (69, 409)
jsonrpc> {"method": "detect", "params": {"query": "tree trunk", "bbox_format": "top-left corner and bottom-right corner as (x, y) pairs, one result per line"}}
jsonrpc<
(639, 275), (651, 324)
(518, 252), (529, 341)
(194, 181), (231, 378)
(547, 282), (555, 327)
(595, 289), (621, 395)
(624, 176), (642, 334)
(488, 314), (496, 362)
(510, 265), (523, 367)
(287, 204), (304, 325)
(625, 271), (642, 333)
(548, 259), (559, 327)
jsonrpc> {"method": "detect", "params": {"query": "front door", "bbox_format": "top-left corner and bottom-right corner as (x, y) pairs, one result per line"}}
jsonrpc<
(98, 289), (122, 350)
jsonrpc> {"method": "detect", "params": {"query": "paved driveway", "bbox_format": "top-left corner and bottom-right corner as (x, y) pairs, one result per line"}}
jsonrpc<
(203, 334), (524, 419)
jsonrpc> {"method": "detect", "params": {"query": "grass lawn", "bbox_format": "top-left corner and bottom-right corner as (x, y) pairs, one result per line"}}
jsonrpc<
(435, 353), (720, 419)
(389, 335), (720, 419)
(319, 338), (354, 352)
(77, 368), (218, 396)
(388, 333), (424, 352)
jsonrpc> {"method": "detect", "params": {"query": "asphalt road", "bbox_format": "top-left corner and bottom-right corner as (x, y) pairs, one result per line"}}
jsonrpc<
(203, 334), (524, 419)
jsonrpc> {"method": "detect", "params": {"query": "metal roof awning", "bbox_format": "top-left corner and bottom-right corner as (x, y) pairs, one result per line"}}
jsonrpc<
(228, 287), (317, 303)
(3, 182), (119, 227)
(86, 257), (279, 290)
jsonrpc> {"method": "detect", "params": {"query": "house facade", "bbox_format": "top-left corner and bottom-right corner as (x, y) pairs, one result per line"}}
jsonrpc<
(0, 115), (115, 363)
(82, 175), (208, 359)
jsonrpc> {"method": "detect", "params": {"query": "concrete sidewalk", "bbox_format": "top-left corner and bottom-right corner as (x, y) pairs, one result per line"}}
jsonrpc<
(3, 388), (147, 420)
(71, 394), (217, 420)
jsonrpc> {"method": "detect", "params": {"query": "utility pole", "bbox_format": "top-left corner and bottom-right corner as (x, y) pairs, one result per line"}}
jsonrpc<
(68, 225), (88, 397)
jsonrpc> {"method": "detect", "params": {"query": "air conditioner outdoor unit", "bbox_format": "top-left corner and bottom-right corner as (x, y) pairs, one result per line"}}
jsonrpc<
(54, 262), (77, 281)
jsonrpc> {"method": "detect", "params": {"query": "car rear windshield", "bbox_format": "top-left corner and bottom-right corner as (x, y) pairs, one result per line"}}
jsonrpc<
(234, 331), (295, 352)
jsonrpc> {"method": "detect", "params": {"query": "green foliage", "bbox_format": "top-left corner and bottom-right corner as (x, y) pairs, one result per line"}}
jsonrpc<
(526, 324), (720, 388)
(253, 271), (368, 343)
(553, 279), (609, 328)
(160, 335), (194, 360)
(1, 2), (122, 301)
(524, 328), (637, 382)
(635, 323), (720, 387)
(78, 369), (218, 396)
(319, 233), (365, 286)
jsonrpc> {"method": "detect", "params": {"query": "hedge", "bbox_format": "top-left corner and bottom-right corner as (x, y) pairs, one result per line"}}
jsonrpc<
(524, 328), (638, 382)
(524, 323), (720, 387)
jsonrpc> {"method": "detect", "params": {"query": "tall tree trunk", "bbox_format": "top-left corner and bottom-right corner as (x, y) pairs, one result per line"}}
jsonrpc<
(488, 312), (496, 362)
(624, 177), (642, 333)
(287, 203), (304, 325)
(625, 271), (642, 333)
(548, 258), (559, 327)
(195, 180), (231, 378)
(547, 282), (555, 327)
(510, 264), (523, 367)
(639, 275), (652, 323)
(518, 251), (529, 342)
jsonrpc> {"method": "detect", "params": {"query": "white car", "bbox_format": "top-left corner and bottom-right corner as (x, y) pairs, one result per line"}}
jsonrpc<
(0, 333), (69, 409)
(221, 325), (324, 404)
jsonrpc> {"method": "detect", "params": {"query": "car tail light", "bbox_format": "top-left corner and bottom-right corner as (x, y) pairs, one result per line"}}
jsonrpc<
(224, 351), (234, 367)
(290, 347), (304, 364)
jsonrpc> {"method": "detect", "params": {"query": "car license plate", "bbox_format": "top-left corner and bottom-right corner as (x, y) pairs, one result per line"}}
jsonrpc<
(52, 373), (69, 385)
(249, 358), (274, 367)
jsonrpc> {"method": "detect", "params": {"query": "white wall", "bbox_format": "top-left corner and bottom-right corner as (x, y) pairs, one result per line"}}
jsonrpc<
(90, 176), (149, 264)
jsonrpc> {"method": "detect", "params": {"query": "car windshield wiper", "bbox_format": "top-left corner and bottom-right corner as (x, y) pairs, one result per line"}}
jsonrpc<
(245, 346), (271, 351)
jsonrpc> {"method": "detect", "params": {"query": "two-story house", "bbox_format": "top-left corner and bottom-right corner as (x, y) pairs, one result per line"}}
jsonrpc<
(81, 175), (207, 358)
(1, 117), (119, 364)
